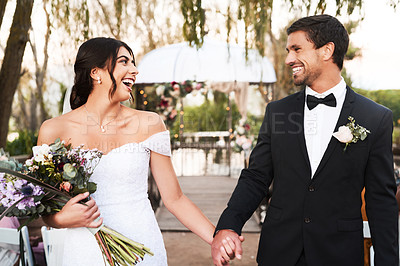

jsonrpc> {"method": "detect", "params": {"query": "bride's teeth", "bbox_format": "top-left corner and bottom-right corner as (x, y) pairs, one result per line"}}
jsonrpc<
(122, 79), (134, 86)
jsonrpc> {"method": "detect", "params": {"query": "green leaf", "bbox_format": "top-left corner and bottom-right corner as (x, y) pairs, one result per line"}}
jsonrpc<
(63, 163), (77, 179)
(87, 182), (97, 194)
(37, 204), (45, 213)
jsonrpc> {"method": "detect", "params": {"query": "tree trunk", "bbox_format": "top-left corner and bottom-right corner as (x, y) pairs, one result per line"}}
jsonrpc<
(0, 0), (34, 148)
(17, 86), (29, 130)
(0, 0), (7, 29)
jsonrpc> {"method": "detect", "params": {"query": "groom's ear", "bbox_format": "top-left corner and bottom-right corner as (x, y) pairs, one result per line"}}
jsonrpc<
(321, 42), (335, 62)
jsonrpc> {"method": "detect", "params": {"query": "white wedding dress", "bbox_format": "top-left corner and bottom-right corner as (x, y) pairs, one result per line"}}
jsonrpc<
(62, 131), (171, 266)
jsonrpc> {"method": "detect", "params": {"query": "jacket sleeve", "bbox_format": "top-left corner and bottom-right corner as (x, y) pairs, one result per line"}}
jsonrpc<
(215, 104), (275, 235)
(365, 108), (399, 265)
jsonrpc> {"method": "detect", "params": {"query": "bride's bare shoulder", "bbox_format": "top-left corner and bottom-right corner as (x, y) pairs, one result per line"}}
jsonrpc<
(37, 110), (81, 145)
(125, 108), (166, 136)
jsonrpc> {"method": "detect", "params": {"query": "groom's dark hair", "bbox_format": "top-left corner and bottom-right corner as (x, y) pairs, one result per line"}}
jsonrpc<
(287, 14), (349, 70)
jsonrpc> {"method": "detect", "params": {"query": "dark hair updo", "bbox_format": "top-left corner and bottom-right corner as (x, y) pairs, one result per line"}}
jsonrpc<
(70, 37), (134, 109)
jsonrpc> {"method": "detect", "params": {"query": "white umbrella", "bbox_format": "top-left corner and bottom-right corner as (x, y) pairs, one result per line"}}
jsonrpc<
(136, 38), (276, 84)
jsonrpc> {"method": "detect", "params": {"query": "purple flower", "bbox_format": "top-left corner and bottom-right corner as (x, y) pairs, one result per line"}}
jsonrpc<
(0, 176), (44, 209)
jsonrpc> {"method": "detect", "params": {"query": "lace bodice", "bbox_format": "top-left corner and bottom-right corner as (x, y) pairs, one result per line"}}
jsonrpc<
(62, 131), (171, 266)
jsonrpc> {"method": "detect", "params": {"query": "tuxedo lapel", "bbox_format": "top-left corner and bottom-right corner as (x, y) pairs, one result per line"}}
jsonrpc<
(312, 87), (356, 180)
(294, 90), (311, 178)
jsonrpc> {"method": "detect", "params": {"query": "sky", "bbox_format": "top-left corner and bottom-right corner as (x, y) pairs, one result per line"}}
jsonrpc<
(343, 1), (400, 90)
(266, 0), (400, 91)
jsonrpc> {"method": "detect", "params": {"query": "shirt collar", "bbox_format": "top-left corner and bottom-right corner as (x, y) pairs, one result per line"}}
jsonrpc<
(305, 77), (346, 100)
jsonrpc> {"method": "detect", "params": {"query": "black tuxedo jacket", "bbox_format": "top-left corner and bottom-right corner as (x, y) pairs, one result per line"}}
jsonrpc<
(216, 87), (399, 266)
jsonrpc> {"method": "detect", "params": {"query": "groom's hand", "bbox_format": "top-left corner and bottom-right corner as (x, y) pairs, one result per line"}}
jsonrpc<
(212, 229), (244, 266)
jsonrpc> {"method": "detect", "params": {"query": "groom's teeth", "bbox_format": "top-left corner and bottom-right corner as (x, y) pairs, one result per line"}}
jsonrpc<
(293, 67), (303, 74)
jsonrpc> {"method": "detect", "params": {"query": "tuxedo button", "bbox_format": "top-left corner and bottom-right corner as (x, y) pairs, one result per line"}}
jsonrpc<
(304, 218), (311, 223)
(308, 186), (315, 192)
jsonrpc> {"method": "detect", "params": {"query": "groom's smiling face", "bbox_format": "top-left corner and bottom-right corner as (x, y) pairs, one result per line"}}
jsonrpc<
(285, 30), (324, 87)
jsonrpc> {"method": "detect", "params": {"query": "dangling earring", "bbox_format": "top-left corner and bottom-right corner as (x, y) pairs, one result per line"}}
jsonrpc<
(97, 77), (102, 84)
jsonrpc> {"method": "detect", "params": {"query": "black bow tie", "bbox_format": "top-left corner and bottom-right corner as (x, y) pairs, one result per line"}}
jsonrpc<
(306, 93), (337, 110)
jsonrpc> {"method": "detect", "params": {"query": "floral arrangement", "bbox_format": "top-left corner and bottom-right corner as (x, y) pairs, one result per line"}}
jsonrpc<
(233, 119), (256, 156)
(154, 80), (203, 128)
(0, 140), (153, 265)
(333, 116), (371, 151)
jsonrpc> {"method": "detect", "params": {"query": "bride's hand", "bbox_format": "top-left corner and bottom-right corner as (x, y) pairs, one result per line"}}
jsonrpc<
(44, 192), (103, 228)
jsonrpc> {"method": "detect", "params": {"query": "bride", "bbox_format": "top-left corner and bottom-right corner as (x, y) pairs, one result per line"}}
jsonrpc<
(38, 37), (230, 265)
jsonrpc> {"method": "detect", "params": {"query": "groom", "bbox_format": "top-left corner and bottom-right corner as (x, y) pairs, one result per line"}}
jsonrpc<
(212, 14), (399, 266)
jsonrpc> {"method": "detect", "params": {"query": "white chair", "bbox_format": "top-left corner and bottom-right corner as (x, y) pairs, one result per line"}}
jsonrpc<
(0, 226), (35, 266)
(41, 226), (67, 266)
(363, 221), (374, 266)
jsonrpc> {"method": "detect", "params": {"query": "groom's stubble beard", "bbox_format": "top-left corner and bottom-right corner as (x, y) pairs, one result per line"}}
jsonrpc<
(293, 66), (322, 87)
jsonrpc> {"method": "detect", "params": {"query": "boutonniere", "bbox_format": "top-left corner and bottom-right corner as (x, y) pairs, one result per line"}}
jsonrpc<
(333, 116), (370, 151)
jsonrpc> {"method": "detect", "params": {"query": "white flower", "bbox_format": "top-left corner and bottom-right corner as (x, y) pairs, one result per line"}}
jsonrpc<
(333, 126), (353, 143)
(236, 126), (245, 135)
(25, 159), (33, 166)
(155, 85), (165, 96)
(0, 155), (8, 161)
(170, 89), (180, 98)
(32, 144), (51, 162)
(242, 139), (252, 150)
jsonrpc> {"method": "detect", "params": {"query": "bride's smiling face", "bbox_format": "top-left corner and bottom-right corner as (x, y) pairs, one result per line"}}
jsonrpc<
(100, 47), (138, 102)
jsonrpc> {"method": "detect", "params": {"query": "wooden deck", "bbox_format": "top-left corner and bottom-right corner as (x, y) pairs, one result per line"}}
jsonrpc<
(156, 175), (261, 233)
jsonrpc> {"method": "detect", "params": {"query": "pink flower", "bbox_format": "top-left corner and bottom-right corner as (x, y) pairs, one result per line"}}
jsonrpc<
(173, 84), (180, 91)
(169, 109), (178, 119)
(60, 182), (72, 192)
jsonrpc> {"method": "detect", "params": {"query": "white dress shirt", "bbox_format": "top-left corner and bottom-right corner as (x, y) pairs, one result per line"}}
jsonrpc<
(304, 78), (347, 178)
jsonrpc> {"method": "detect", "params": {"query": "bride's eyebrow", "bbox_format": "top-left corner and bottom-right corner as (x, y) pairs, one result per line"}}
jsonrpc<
(116, 55), (130, 61)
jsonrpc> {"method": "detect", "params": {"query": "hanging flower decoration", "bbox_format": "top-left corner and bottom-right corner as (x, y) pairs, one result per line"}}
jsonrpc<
(233, 119), (256, 156)
(154, 80), (203, 128)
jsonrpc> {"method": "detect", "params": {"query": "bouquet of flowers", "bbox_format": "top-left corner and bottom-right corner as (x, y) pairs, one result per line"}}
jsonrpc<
(0, 139), (153, 265)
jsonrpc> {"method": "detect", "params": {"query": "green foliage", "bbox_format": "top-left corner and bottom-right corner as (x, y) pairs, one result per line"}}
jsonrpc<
(50, 0), (90, 43)
(237, 0), (273, 57)
(393, 127), (400, 146)
(180, 0), (365, 57)
(389, 0), (400, 9)
(58, 82), (68, 114)
(5, 130), (38, 156)
(244, 113), (264, 137)
(180, 0), (205, 48)
(353, 88), (400, 126)
(170, 91), (241, 135)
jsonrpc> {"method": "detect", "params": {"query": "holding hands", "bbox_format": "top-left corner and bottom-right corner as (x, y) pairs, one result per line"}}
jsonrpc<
(212, 229), (245, 265)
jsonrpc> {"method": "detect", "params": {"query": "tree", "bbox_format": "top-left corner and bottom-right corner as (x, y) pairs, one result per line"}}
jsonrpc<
(0, 0), (34, 148)
(0, 0), (184, 148)
(178, 0), (385, 99)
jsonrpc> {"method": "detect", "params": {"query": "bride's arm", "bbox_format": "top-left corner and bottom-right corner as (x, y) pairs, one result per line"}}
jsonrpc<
(38, 120), (102, 229)
(150, 152), (215, 244)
